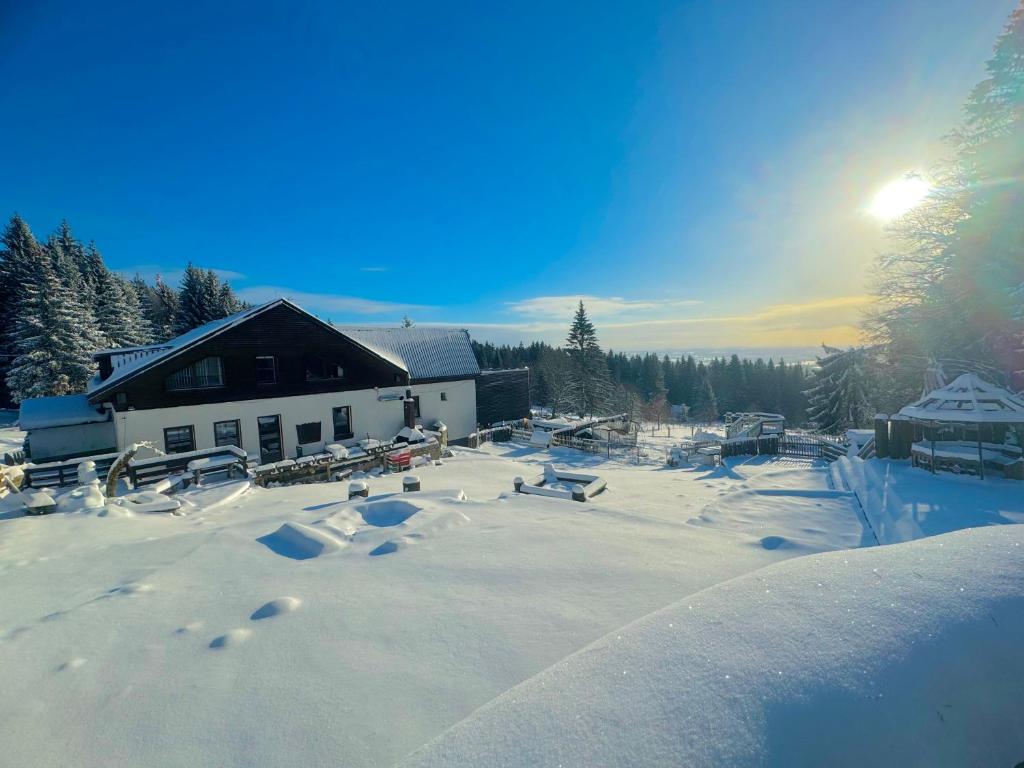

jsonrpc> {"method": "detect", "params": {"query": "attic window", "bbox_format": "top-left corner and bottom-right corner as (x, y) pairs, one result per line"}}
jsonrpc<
(166, 357), (225, 391)
(304, 355), (345, 382)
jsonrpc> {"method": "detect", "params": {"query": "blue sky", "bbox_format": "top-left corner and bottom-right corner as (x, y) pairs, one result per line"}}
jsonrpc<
(1, 0), (1015, 352)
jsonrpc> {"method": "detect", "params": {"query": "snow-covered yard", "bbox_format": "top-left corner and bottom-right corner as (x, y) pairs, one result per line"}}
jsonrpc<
(1, 434), (1021, 767)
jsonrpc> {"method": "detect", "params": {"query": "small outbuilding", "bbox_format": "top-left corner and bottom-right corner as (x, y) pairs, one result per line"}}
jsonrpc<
(19, 394), (116, 462)
(898, 373), (1024, 479)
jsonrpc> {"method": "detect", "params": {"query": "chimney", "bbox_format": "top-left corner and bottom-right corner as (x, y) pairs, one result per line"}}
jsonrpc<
(403, 389), (417, 429)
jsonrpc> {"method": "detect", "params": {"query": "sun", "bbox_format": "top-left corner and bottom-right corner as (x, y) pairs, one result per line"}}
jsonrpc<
(868, 175), (930, 220)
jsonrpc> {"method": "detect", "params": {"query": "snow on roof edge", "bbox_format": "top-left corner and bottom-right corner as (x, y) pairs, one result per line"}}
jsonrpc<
(20, 393), (111, 430)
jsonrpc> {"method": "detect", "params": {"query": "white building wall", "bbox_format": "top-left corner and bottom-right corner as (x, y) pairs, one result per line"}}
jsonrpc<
(28, 421), (117, 461)
(111, 379), (477, 459)
(408, 379), (476, 440)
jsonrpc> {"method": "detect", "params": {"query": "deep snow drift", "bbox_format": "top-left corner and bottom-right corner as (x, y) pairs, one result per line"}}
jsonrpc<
(404, 524), (1024, 767)
(0, 438), (1021, 767)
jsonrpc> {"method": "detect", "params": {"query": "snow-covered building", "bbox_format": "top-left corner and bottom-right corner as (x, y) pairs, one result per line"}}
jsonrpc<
(898, 373), (1024, 478)
(19, 300), (485, 462)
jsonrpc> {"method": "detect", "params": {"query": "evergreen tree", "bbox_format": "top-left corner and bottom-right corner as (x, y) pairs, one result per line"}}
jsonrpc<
(174, 265), (244, 334)
(804, 346), (873, 434)
(45, 237), (106, 352)
(693, 369), (719, 423)
(6, 253), (97, 401)
(564, 301), (613, 416)
(174, 263), (214, 333)
(0, 215), (47, 406)
(870, 5), (1024, 390)
(94, 267), (153, 347)
(147, 275), (180, 341)
(401, 315), (414, 328)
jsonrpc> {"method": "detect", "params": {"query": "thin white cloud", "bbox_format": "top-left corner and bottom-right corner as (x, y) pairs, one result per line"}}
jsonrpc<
(507, 294), (702, 318)
(454, 294), (870, 349)
(360, 266), (389, 272)
(236, 286), (432, 315)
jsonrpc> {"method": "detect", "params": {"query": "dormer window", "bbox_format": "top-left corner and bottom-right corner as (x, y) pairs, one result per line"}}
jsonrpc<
(304, 355), (344, 382)
(166, 357), (225, 391)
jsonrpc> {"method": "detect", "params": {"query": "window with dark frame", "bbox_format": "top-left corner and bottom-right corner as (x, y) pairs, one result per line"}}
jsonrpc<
(295, 421), (322, 445)
(332, 406), (353, 440)
(304, 355), (345, 382)
(255, 356), (277, 385)
(213, 419), (242, 448)
(440, 392), (447, 402)
(164, 425), (196, 454)
(165, 356), (225, 391)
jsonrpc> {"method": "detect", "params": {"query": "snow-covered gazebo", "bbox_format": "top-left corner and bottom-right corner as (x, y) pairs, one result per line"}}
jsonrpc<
(898, 373), (1024, 479)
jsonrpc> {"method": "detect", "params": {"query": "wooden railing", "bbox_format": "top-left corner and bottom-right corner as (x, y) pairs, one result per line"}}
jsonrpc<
(23, 451), (121, 489)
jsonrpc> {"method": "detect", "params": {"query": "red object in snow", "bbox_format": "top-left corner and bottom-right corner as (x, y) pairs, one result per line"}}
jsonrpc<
(388, 451), (412, 470)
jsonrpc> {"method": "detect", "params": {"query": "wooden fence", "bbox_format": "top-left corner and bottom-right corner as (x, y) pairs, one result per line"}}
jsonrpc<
(779, 434), (847, 461)
(23, 451), (121, 489)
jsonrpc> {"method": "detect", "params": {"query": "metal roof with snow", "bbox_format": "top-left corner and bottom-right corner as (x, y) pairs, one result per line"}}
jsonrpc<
(898, 373), (1024, 424)
(336, 326), (480, 381)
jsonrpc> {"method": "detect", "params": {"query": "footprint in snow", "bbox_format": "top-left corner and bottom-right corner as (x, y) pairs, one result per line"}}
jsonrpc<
(57, 658), (87, 672)
(250, 597), (302, 620)
(174, 621), (204, 635)
(209, 628), (251, 649)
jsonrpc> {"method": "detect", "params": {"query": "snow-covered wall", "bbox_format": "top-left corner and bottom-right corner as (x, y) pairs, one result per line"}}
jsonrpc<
(834, 455), (1024, 543)
(110, 379), (476, 458)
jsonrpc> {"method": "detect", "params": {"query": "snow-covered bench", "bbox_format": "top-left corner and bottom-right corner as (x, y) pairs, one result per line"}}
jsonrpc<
(129, 446), (247, 488)
(187, 454), (248, 486)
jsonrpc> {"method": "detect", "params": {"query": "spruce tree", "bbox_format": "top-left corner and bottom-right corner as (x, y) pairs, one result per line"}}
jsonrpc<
(804, 346), (873, 434)
(6, 253), (97, 401)
(0, 215), (47, 406)
(693, 371), (719, 423)
(564, 301), (613, 416)
(148, 275), (180, 341)
(94, 267), (153, 347)
(174, 263), (212, 333)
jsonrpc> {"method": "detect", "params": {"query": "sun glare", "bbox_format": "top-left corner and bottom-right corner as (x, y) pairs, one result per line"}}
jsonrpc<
(868, 175), (930, 220)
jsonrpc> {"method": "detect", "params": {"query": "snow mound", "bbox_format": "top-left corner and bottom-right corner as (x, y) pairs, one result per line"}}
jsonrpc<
(355, 498), (422, 527)
(257, 522), (347, 560)
(402, 525), (1024, 768)
(369, 511), (472, 557)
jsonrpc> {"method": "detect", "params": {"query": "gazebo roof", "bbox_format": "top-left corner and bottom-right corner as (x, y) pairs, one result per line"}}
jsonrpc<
(898, 373), (1024, 424)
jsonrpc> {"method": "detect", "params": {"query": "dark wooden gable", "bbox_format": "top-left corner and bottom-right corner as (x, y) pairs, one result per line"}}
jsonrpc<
(103, 303), (408, 411)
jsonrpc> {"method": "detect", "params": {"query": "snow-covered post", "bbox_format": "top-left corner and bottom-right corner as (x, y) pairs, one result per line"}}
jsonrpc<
(105, 442), (159, 498)
(513, 476), (524, 492)
(403, 475), (420, 492)
(571, 484), (586, 502)
(348, 481), (369, 499)
(874, 414), (890, 459)
(889, 414), (911, 460)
